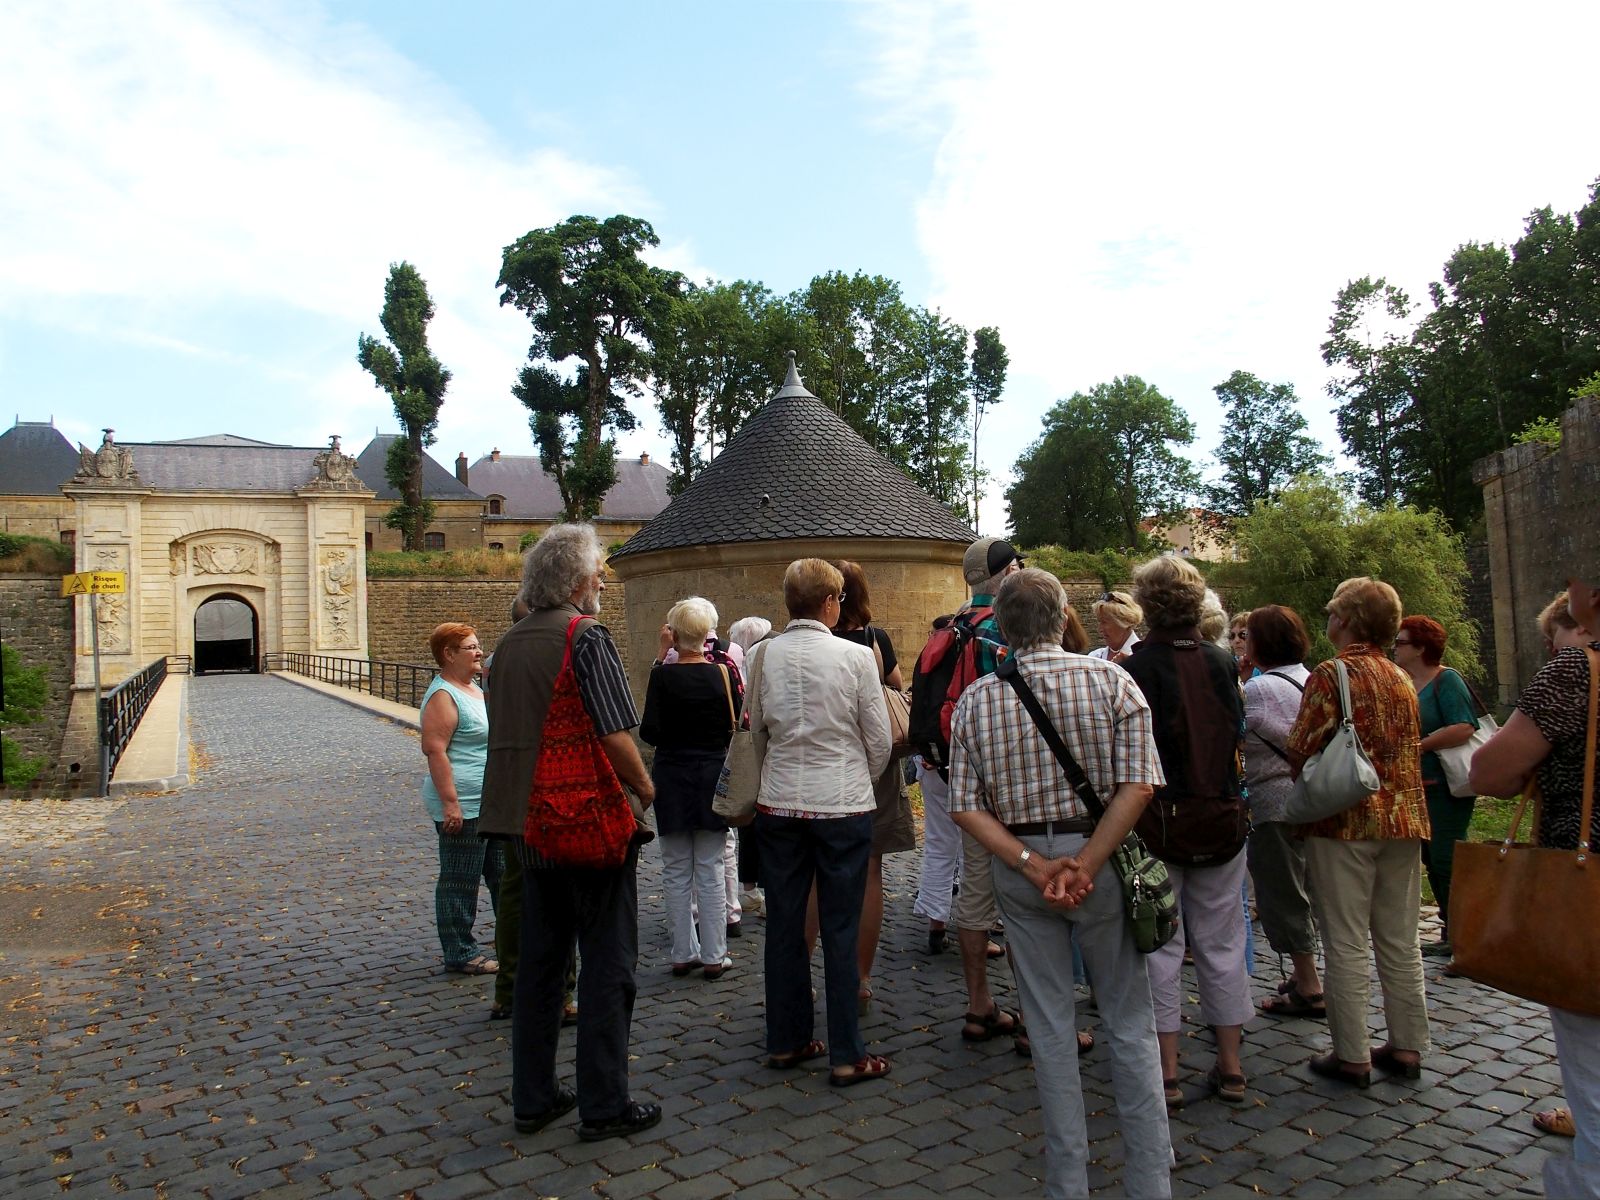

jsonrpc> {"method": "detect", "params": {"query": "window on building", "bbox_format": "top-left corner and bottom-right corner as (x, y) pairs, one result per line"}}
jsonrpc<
(488, 541), (504, 551)
(488, 495), (504, 516)
(60, 530), (76, 547)
(364, 531), (373, 551)
(424, 532), (445, 551)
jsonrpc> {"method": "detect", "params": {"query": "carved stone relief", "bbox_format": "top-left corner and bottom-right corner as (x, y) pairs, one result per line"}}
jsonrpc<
(91, 545), (131, 652)
(73, 429), (141, 485)
(302, 435), (364, 493)
(193, 541), (259, 576)
(318, 546), (358, 649)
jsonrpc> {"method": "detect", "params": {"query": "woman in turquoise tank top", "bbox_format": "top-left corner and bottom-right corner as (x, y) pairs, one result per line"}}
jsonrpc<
(421, 623), (502, 974)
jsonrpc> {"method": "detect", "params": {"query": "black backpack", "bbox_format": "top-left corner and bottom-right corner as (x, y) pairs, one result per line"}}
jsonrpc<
(908, 605), (996, 775)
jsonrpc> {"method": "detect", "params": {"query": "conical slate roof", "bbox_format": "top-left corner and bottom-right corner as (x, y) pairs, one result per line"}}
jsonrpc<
(612, 356), (975, 559)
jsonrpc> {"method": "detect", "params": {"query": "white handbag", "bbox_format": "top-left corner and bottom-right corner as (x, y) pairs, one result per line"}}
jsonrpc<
(1284, 658), (1381, 824)
(1433, 670), (1499, 798)
(712, 643), (765, 827)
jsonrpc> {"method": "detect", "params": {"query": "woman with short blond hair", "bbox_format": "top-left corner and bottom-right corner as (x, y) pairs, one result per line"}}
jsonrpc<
(640, 597), (740, 980)
(1089, 589), (1143, 663)
(1287, 576), (1430, 1087)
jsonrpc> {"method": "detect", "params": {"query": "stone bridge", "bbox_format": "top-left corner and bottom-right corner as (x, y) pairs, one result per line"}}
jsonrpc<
(0, 674), (1566, 1198)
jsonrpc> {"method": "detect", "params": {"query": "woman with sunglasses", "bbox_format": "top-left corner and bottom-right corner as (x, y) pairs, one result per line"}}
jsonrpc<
(1390, 615), (1478, 959)
(1089, 590), (1142, 665)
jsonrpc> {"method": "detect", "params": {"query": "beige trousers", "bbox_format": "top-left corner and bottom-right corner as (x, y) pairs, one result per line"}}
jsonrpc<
(1303, 837), (1431, 1063)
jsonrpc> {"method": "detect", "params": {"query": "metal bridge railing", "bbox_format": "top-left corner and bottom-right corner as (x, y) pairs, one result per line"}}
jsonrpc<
(99, 657), (169, 795)
(264, 652), (438, 709)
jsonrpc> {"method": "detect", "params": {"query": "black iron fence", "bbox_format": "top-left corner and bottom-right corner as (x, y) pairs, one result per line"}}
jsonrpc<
(265, 652), (438, 709)
(99, 657), (169, 795)
(166, 654), (192, 675)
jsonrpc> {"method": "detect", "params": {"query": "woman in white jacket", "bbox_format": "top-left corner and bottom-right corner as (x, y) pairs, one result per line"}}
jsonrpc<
(750, 558), (893, 1086)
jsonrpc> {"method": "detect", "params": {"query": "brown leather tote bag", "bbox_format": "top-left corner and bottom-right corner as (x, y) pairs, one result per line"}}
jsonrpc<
(1450, 647), (1600, 1017)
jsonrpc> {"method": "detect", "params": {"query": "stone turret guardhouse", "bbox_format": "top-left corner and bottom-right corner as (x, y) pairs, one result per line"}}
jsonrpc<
(63, 430), (372, 689)
(609, 354), (977, 698)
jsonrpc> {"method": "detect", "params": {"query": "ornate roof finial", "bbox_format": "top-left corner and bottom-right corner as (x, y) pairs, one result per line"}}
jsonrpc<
(773, 351), (815, 400)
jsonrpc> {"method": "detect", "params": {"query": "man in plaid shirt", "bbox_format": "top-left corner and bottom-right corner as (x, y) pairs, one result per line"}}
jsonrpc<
(949, 569), (1172, 1200)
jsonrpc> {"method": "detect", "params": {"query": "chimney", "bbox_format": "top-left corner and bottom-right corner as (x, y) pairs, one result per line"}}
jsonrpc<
(455, 452), (468, 485)
(491, 447), (501, 463)
(639, 452), (650, 465)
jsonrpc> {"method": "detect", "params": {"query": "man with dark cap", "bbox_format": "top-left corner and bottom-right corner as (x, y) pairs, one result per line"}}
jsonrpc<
(943, 537), (1028, 1049)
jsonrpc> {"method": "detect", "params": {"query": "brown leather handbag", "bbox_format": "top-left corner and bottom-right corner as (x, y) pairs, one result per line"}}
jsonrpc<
(1450, 647), (1600, 1017)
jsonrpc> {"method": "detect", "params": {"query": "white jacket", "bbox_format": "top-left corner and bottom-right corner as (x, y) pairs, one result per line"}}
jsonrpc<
(749, 619), (891, 816)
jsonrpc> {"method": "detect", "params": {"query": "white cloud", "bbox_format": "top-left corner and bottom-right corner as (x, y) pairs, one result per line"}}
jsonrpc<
(858, 0), (1600, 532)
(0, 0), (649, 462)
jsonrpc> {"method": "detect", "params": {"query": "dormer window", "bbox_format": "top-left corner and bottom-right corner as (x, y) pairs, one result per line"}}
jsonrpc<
(488, 495), (504, 516)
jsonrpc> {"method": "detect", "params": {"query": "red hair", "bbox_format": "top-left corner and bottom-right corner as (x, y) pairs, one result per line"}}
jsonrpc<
(429, 622), (476, 667)
(1399, 615), (1447, 666)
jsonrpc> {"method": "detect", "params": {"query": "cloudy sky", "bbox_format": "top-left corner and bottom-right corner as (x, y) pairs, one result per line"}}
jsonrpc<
(3, 0), (1596, 533)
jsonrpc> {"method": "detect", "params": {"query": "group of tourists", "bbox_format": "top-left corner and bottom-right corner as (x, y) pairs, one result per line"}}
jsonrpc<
(412, 521), (1598, 1200)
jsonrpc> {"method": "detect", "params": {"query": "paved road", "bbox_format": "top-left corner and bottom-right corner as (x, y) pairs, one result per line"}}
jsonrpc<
(0, 675), (1565, 1198)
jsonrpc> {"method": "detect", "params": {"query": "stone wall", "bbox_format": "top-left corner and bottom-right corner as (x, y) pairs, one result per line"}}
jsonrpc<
(0, 576), (75, 783)
(610, 539), (972, 703)
(1474, 396), (1600, 702)
(1463, 536), (1498, 700)
(366, 577), (633, 675)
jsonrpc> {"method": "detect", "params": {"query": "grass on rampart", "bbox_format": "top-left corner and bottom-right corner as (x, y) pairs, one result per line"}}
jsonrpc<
(0, 533), (73, 574)
(366, 548), (524, 579)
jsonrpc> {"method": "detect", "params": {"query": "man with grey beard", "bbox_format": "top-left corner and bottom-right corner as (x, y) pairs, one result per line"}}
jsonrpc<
(478, 523), (660, 1142)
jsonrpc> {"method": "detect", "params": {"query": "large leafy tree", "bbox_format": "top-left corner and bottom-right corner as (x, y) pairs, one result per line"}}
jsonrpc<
(650, 280), (780, 493)
(1205, 370), (1327, 517)
(1231, 475), (1478, 673)
(1322, 276), (1417, 506)
(356, 262), (451, 550)
(1097, 375), (1200, 546)
(498, 215), (683, 520)
(1007, 377), (1196, 550)
(1006, 393), (1120, 550)
(969, 326), (1009, 528)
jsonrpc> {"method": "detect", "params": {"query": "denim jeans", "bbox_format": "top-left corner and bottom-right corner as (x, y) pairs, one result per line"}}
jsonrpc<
(756, 810), (873, 1067)
(433, 817), (502, 968)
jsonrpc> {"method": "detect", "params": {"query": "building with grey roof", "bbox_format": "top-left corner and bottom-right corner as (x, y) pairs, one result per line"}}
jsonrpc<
(608, 356), (977, 697)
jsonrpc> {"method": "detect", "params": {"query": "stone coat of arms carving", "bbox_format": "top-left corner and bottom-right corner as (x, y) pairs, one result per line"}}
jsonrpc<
(303, 435), (364, 493)
(74, 429), (140, 485)
(194, 542), (259, 576)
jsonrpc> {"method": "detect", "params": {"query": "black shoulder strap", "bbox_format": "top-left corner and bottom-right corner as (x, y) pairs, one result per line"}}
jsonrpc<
(995, 656), (1105, 820)
(1262, 669), (1305, 693)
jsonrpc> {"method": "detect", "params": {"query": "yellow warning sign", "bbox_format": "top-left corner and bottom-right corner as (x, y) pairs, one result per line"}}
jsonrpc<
(61, 571), (126, 597)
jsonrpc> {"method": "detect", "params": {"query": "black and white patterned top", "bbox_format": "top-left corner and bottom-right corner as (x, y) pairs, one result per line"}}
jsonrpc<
(1517, 642), (1600, 851)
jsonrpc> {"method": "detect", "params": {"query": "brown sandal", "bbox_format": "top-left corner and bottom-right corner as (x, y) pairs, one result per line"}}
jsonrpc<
(1533, 1107), (1576, 1138)
(961, 1004), (1020, 1042)
(767, 1039), (826, 1070)
(829, 1054), (891, 1087)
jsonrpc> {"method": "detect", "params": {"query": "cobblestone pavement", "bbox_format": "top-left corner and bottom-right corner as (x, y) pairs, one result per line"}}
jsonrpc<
(1, 675), (1567, 1198)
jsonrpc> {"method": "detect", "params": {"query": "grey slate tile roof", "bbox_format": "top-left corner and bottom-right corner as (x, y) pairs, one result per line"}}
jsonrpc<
(354, 435), (481, 501)
(612, 362), (975, 559)
(0, 421), (80, 495)
(124, 441), (336, 492)
(2, 424), (476, 498)
(467, 454), (672, 521)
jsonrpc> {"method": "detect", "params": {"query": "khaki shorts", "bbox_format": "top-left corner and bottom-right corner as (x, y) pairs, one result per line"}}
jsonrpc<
(953, 829), (999, 932)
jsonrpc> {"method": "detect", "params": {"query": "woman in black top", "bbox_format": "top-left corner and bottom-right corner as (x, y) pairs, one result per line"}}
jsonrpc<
(831, 560), (913, 1015)
(640, 596), (743, 981)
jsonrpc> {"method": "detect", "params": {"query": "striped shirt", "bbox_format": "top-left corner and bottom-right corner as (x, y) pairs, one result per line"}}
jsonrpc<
(948, 645), (1165, 825)
(572, 625), (638, 736)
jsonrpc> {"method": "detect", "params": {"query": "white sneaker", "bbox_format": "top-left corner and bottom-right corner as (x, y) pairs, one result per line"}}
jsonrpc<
(740, 887), (765, 915)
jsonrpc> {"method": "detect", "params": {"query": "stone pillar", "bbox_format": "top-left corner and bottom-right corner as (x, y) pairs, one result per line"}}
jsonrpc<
(63, 480), (152, 690)
(298, 436), (374, 660)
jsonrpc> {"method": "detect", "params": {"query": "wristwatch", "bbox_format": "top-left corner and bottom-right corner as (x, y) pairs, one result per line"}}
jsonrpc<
(1016, 847), (1032, 871)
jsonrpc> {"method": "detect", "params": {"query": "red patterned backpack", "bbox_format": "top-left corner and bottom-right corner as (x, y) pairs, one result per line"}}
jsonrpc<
(524, 616), (637, 868)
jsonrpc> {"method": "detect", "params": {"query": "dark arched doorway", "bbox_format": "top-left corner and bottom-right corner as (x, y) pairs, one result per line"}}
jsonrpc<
(194, 596), (259, 675)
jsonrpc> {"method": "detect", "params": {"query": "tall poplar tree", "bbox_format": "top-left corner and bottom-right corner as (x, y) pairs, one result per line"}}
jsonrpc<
(357, 262), (451, 550)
